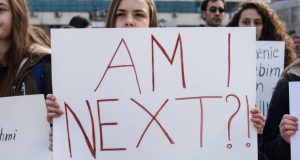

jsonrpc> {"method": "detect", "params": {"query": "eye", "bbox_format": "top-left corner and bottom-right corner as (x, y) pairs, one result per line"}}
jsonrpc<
(135, 13), (146, 18)
(115, 12), (125, 17)
(254, 20), (262, 26)
(242, 20), (250, 26)
(0, 8), (5, 12)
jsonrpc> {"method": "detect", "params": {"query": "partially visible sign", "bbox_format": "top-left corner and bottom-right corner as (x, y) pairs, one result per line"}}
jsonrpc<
(289, 82), (300, 160)
(0, 95), (51, 160)
(256, 41), (285, 116)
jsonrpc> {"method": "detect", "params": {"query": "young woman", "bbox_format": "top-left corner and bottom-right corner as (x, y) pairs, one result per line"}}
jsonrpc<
(227, 1), (298, 160)
(259, 60), (299, 160)
(105, 0), (158, 28)
(227, 0), (296, 68)
(260, 59), (300, 160)
(0, 0), (51, 97)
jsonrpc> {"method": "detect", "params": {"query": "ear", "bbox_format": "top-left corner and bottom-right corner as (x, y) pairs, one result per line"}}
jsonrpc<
(201, 11), (206, 21)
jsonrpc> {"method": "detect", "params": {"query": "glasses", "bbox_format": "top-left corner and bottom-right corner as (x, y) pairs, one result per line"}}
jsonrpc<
(208, 7), (225, 13)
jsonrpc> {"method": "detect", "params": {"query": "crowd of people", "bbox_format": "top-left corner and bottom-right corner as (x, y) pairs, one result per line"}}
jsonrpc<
(0, 0), (299, 160)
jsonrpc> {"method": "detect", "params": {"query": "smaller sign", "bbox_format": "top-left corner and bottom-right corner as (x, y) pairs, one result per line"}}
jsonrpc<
(256, 41), (285, 116)
(289, 82), (300, 160)
(0, 95), (51, 160)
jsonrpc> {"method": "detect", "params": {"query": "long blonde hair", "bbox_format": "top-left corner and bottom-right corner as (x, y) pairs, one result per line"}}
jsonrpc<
(0, 0), (50, 96)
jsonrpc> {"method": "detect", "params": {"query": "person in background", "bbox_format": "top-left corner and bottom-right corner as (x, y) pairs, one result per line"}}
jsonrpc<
(105, 0), (158, 28)
(200, 0), (225, 27)
(259, 57), (299, 160)
(291, 33), (300, 58)
(0, 0), (51, 97)
(227, 0), (296, 68)
(227, 1), (297, 160)
(68, 15), (91, 28)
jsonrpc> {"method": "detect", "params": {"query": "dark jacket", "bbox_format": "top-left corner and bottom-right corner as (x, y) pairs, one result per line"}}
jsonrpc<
(259, 65), (300, 160)
(12, 54), (52, 97)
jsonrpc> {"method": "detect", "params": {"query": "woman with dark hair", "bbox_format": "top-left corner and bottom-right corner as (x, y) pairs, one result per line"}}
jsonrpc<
(69, 15), (91, 28)
(258, 58), (300, 160)
(227, 1), (298, 159)
(227, 0), (296, 68)
(0, 0), (51, 97)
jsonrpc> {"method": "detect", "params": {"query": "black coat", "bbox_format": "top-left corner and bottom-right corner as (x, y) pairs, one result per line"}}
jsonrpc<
(13, 54), (52, 97)
(259, 66), (300, 160)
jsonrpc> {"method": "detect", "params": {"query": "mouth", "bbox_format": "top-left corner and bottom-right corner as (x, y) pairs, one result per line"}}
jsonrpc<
(213, 18), (221, 22)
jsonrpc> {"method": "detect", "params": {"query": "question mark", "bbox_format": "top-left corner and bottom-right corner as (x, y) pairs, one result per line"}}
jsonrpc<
(225, 94), (241, 149)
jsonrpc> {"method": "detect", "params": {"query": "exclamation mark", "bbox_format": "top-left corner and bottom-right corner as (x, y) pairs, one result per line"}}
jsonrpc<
(245, 95), (251, 148)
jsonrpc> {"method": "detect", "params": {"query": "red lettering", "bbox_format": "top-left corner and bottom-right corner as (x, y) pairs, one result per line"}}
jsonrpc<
(94, 38), (141, 94)
(225, 94), (241, 145)
(227, 33), (231, 87)
(130, 98), (175, 148)
(97, 99), (126, 151)
(65, 101), (96, 158)
(245, 95), (250, 139)
(151, 33), (186, 91)
(176, 96), (223, 147)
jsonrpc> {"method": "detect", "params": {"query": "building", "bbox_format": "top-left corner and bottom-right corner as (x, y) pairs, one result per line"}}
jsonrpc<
(28, 0), (243, 28)
(270, 0), (300, 33)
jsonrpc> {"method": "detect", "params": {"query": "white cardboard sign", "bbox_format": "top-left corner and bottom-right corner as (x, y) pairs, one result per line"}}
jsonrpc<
(256, 41), (285, 116)
(0, 95), (51, 160)
(52, 28), (257, 160)
(289, 82), (300, 160)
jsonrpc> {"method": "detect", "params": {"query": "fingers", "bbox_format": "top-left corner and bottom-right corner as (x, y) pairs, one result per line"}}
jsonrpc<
(47, 107), (63, 123)
(46, 96), (59, 109)
(250, 107), (260, 113)
(251, 118), (264, 134)
(47, 112), (62, 123)
(281, 114), (298, 122)
(46, 94), (63, 123)
(250, 108), (265, 134)
(279, 114), (299, 143)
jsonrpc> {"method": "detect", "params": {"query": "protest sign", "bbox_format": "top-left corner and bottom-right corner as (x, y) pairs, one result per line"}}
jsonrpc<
(52, 28), (257, 160)
(0, 95), (51, 160)
(256, 41), (284, 116)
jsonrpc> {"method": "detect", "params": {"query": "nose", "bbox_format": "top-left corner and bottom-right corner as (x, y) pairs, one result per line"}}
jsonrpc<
(214, 9), (222, 16)
(125, 15), (134, 27)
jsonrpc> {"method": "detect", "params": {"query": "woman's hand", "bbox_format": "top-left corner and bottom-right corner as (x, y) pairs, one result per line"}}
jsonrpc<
(46, 94), (63, 123)
(251, 108), (265, 134)
(46, 94), (63, 151)
(279, 114), (298, 143)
